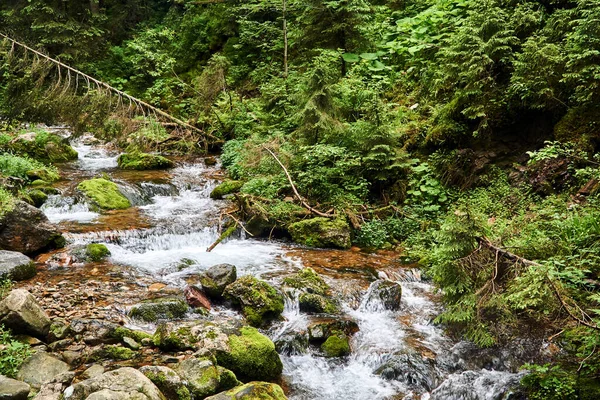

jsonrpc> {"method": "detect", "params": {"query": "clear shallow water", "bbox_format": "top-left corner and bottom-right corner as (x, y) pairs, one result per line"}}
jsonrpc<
(43, 137), (529, 400)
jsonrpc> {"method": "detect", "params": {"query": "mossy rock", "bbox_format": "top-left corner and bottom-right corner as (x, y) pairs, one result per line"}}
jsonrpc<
(283, 268), (330, 296)
(0, 250), (36, 281)
(140, 365), (192, 400)
(298, 293), (339, 314)
(117, 152), (174, 170)
(77, 178), (131, 210)
(223, 276), (284, 327)
(215, 326), (283, 382)
(152, 323), (195, 351)
(86, 244), (111, 262)
(205, 381), (288, 400)
(90, 344), (137, 361)
(210, 180), (244, 199)
(321, 330), (350, 357)
(200, 263), (237, 298)
(22, 189), (48, 208)
(288, 217), (351, 249)
(26, 169), (56, 182)
(307, 318), (359, 343)
(9, 131), (78, 163)
(176, 357), (223, 398)
(129, 297), (188, 323)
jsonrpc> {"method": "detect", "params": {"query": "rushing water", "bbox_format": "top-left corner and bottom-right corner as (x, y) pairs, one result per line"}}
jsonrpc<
(41, 137), (533, 399)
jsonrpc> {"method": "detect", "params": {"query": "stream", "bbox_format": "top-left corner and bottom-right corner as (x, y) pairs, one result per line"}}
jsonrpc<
(32, 130), (539, 400)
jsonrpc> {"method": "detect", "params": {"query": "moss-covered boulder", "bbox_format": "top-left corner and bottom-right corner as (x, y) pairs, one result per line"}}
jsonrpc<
(205, 381), (288, 400)
(307, 318), (359, 343)
(223, 276), (284, 327)
(22, 189), (48, 208)
(215, 326), (283, 382)
(288, 217), (351, 249)
(85, 244), (111, 262)
(210, 180), (244, 199)
(321, 330), (350, 357)
(117, 152), (174, 170)
(152, 323), (195, 351)
(298, 293), (339, 314)
(129, 297), (188, 323)
(284, 268), (339, 314)
(8, 131), (78, 163)
(89, 344), (137, 361)
(140, 365), (191, 400)
(77, 178), (130, 210)
(363, 280), (402, 311)
(0, 251), (36, 281)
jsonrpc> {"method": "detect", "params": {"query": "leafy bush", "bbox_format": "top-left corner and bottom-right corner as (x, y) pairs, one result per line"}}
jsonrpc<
(0, 326), (32, 378)
(0, 153), (59, 182)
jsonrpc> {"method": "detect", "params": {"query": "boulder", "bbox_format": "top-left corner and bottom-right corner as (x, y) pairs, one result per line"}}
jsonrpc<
(139, 366), (191, 400)
(282, 268), (329, 295)
(0, 251), (36, 281)
(69, 319), (120, 345)
(16, 352), (69, 389)
(64, 367), (165, 400)
(85, 244), (111, 262)
(223, 276), (284, 327)
(175, 358), (234, 399)
(33, 372), (74, 400)
(0, 201), (65, 255)
(215, 327), (283, 382)
(117, 152), (174, 171)
(320, 331), (350, 357)
(298, 293), (338, 314)
(205, 382), (287, 400)
(210, 181), (244, 200)
(0, 375), (30, 400)
(128, 297), (188, 323)
(307, 317), (359, 343)
(363, 280), (402, 311)
(77, 179), (130, 210)
(288, 217), (351, 249)
(200, 264), (237, 298)
(374, 352), (439, 392)
(0, 289), (50, 338)
(82, 365), (105, 379)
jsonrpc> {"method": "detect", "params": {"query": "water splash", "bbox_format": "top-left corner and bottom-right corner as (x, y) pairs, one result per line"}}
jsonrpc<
(41, 195), (99, 223)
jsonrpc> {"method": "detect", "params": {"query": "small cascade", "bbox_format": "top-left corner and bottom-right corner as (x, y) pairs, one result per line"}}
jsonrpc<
(428, 370), (526, 400)
(41, 195), (99, 223)
(71, 135), (119, 170)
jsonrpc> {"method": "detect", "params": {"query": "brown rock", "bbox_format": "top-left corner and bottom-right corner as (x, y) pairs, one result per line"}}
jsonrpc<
(184, 286), (211, 311)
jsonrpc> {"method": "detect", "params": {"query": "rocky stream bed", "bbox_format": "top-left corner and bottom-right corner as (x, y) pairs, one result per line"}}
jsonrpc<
(0, 128), (554, 399)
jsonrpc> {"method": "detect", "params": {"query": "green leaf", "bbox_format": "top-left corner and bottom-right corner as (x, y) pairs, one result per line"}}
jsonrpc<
(359, 53), (378, 61)
(342, 53), (360, 63)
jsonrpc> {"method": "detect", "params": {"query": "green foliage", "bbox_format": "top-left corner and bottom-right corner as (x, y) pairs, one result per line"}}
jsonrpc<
(0, 326), (32, 378)
(0, 187), (16, 219)
(0, 153), (59, 182)
(521, 364), (577, 400)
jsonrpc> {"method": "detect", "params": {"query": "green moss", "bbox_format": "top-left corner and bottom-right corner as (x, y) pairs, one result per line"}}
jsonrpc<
(0, 188), (16, 220)
(288, 217), (351, 249)
(283, 268), (330, 295)
(321, 330), (350, 357)
(217, 366), (240, 391)
(7, 131), (78, 163)
(210, 180), (244, 199)
(215, 326), (283, 381)
(22, 189), (48, 207)
(298, 293), (339, 314)
(110, 326), (152, 343)
(91, 345), (136, 361)
(129, 297), (188, 323)
(0, 153), (59, 182)
(224, 276), (284, 327)
(117, 152), (174, 170)
(152, 324), (194, 351)
(77, 178), (131, 210)
(208, 382), (288, 400)
(176, 386), (193, 400)
(86, 244), (111, 262)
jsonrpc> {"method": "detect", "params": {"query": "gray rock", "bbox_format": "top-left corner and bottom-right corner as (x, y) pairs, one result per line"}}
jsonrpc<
(82, 365), (105, 379)
(68, 319), (119, 345)
(200, 264), (237, 298)
(122, 337), (140, 350)
(128, 298), (188, 323)
(64, 367), (165, 400)
(16, 352), (70, 389)
(33, 372), (74, 400)
(175, 358), (220, 398)
(0, 251), (36, 281)
(363, 280), (402, 311)
(0, 289), (50, 338)
(139, 366), (190, 400)
(0, 201), (65, 255)
(0, 375), (30, 400)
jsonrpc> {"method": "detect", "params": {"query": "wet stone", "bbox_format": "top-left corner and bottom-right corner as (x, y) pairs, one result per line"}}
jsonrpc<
(16, 352), (70, 389)
(0, 375), (30, 400)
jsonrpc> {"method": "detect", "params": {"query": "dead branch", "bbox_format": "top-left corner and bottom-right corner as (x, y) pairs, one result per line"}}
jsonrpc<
(0, 32), (222, 144)
(262, 145), (335, 218)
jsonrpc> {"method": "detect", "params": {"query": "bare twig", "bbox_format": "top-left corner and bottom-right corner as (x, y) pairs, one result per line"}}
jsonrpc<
(262, 145), (335, 218)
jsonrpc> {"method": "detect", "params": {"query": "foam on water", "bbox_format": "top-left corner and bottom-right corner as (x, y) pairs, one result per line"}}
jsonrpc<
(72, 135), (119, 170)
(41, 195), (99, 223)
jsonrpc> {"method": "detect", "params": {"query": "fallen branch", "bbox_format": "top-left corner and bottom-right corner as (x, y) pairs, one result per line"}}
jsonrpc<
(262, 145), (335, 218)
(206, 223), (238, 252)
(0, 32), (222, 144)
